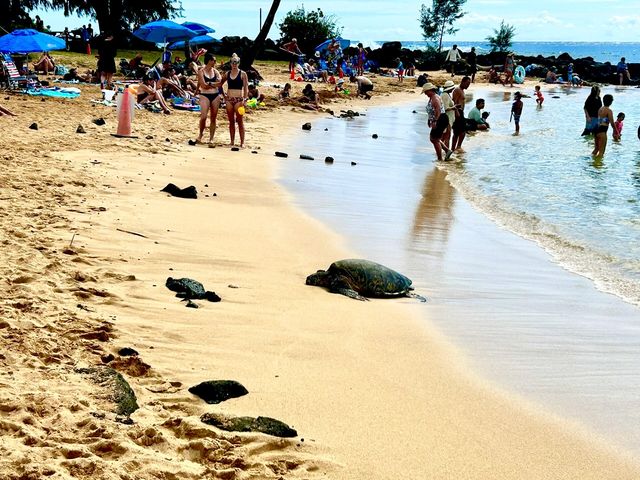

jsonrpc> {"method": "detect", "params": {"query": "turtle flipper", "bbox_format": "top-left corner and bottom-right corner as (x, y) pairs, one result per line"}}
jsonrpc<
(407, 292), (428, 303)
(330, 277), (369, 301)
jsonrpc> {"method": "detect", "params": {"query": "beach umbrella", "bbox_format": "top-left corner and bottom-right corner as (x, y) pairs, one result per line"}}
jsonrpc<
(169, 35), (219, 50)
(315, 37), (350, 53)
(0, 29), (66, 53)
(181, 22), (215, 35)
(133, 20), (199, 44)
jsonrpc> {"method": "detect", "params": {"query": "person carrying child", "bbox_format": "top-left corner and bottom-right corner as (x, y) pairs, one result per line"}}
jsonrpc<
(511, 91), (523, 135)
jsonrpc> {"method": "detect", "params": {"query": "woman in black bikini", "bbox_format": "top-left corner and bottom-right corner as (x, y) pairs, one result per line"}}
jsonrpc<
(592, 94), (618, 158)
(197, 53), (222, 144)
(220, 54), (249, 148)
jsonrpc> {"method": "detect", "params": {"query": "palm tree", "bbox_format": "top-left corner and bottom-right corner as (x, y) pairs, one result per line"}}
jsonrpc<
(241, 0), (281, 71)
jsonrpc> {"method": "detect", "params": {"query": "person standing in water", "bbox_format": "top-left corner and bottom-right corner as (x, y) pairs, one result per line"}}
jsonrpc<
(592, 94), (619, 157)
(511, 91), (523, 135)
(451, 76), (471, 151)
(220, 54), (249, 148)
(423, 83), (453, 162)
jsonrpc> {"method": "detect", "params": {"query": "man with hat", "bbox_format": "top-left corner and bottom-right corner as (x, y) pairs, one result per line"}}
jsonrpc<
(440, 79), (456, 148)
(423, 82), (453, 161)
(281, 38), (303, 74)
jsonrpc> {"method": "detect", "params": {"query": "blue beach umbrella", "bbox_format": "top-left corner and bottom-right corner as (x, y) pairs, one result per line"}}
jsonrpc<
(0, 29), (65, 53)
(181, 22), (215, 35)
(133, 20), (199, 44)
(315, 37), (350, 53)
(169, 35), (219, 50)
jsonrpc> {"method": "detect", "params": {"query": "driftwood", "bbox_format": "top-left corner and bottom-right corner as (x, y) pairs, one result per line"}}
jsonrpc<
(116, 228), (148, 239)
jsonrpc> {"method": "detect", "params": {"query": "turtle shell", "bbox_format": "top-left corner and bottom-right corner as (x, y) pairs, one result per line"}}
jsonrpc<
(328, 259), (413, 297)
(166, 277), (206, 299)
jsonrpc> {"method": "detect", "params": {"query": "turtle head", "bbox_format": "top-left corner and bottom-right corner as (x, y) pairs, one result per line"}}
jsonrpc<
(306, 269), (330, 287)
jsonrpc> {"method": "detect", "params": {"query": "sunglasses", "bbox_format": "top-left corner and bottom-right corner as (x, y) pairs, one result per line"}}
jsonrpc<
(231, 60), (239, 64)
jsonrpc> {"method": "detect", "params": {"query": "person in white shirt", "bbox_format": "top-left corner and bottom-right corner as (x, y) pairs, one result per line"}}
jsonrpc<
(445, 44), (462, 77)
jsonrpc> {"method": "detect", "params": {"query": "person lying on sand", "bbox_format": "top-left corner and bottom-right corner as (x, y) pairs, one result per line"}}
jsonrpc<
(0, 103), (16, 116)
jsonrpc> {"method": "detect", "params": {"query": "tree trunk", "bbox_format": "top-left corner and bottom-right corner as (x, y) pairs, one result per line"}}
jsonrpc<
(438, 24), (444, 52)
(241, 0), (281, 71)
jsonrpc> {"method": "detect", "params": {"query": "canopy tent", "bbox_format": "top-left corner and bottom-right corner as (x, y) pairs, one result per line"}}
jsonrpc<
(315, 37), (350, 54)
(0, 29), (65, 53)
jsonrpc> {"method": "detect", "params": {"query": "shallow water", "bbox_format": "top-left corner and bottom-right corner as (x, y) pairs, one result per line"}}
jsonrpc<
(278, 88), (640, 455)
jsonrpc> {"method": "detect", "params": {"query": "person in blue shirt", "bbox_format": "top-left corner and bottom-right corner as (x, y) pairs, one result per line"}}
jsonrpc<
(617, 57), (631, 85)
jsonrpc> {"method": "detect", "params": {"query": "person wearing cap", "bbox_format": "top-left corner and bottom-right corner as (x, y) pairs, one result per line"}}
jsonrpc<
(467, 98), (489, 131)
(281, 38), (303, 74)
(350, 75), (373, 99)
(511, 91), (523, 135)
(423, 83), (453, 161)
(440, 80), (456, 148)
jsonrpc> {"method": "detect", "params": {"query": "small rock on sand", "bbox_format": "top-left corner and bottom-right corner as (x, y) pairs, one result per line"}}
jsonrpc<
(325, 156), (334, 163)
(302, 122), (312, 130)
(275, 151), (288, 158)
(189, 380), (248, 404)
(372, 134), (378, 139)
(76, 125), (86, 134)
(29, 123), (38, 130)
(351, 161), (357, 166)
(300, 154), (314, 160)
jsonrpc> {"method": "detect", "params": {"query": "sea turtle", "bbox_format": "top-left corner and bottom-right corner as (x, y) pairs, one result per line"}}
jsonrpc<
(305, 259), (426, 302)
(165, 277), (221, 304)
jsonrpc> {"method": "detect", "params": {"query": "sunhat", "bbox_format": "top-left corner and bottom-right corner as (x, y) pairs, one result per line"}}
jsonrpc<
(442, 80), (455, 91)
(422, 82), (437, 92)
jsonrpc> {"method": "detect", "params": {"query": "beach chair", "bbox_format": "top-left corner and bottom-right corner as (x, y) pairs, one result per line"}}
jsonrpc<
(1, 53), (30, 89)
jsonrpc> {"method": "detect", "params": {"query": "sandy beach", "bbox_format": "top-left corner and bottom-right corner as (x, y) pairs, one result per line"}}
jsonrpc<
(2, 63), (640, 479)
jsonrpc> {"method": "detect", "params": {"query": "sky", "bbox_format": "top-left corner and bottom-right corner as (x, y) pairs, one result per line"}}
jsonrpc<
(31, 0), (640, 43)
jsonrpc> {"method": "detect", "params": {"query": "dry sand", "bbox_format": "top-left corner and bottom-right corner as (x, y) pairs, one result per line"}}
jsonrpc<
(1, 64), (639, 479)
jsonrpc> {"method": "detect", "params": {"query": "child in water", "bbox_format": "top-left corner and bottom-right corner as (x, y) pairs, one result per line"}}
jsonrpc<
(511, 92), (523, 135)
(614, 112), (625, 140)
(534, 85), (544, 106)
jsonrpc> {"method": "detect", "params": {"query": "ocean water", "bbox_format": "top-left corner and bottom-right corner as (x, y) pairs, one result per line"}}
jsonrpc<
(278, 86), (640, 455)
(364, 40), (640, 63)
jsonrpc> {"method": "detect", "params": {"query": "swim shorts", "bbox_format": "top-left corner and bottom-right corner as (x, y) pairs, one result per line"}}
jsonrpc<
(452, 114), (466, 135)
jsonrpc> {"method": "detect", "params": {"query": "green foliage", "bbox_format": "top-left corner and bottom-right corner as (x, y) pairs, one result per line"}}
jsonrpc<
(0, 0), (49, 30)
(486, 20), (516, 53)
(50, 0), (183, 33)
(278, 6), (342, 55)
(419, 0), (467, 51)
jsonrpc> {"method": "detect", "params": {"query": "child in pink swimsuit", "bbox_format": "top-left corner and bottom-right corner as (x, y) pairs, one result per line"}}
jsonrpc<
(614, 112), (625, 140)
(534, 85), (544, 106)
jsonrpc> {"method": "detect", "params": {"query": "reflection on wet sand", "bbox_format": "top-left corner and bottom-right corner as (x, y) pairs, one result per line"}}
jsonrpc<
(411, 167), (456, 258)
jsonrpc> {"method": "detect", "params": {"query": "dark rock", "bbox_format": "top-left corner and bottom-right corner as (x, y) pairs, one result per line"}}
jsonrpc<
(92, 118), (106, 126)
(300, 154), (314, 160)
(201, 413), (297, 438)
(275, 151), (288, 158)
(187, 139), (197, 146)
(251, 150), (258, 154)
(161, 183), (198, 199)
(75, 366), (139, 416)
(76, 125), (86, 134)
(115, 415), (134, 425)
(166, 277), (221, 302)
(231, 146), (240, 151)
(145, 135), (154, 140)
(118, 347), (139, 357)
(325, 156), (334, 163)
(165, 138), (171, 142)
(302, 122), (311, 131)
(189, 380), (248, 404)
(324, 128), (328, 131)
(29, 123), (38, 130)
(101, 354), (115, 363)
(372, 134), (378, 139)
(351, 161), (357, 166)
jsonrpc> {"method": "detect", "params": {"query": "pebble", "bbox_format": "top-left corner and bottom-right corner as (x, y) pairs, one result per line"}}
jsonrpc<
(302, 122), (312, 130)
(29, 122), (38, 130)
(76, 125), (86, 134)
(372, 134), (378, 139)
(275, 151), (288, 158)
(324, 156), (334, 163)
(300, 154), (314, 160)
(351, 161), (357, 166)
